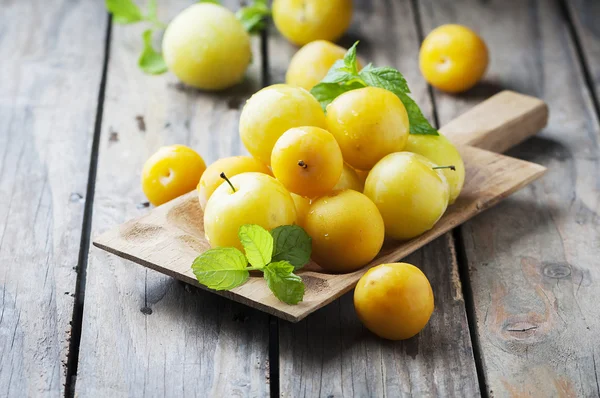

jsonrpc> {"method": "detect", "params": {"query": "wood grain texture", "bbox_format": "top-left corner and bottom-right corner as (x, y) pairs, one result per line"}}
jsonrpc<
(273, 1), (481, 395)
(75, 1), (270, 396)
(418, 0), (600, 396)
(440, 91), (548, 153)
(0, 0), (107, 396)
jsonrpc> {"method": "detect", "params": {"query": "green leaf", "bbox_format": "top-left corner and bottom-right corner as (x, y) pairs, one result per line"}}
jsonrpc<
(397, 93), (439, 135)
(191, 247), (249, 291)
(320, 42), (361, 83)
(145, 0), (157, 19)
(359, 66), (410, 95)
(310, 81), (365, 111)
(238, 224), (273, 269)
(271, 225), (312, 270)
(236, 1), (271, 34)
(198, 0), (221, 4)
(263, 261), (305, 305)
(321, 59), (355, 84)
(343, 41), (360, 75)
(310, 41), (366, 110)
(138, 29), (168, 75)
(106, 0), (143, 24)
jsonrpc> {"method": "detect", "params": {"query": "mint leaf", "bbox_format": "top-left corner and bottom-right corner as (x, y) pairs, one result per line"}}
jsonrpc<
(310, 41), (366, 110)
(397, 93), (439, 135)
(321, 60), (354, 84)
(236, 0), (271, 34)
(343, 41), (360, 75)
(106, 0), (143, 24)
(263, 261), (305, 304)
(145, 0), (157, 19)
(359, 66), (410, 95)
(138, 30), (168, 75)
(271, 225), (312, 270)
(311, 81), (365, 111)
(238, 224), (273, 269)
(192, 247), (249, 291)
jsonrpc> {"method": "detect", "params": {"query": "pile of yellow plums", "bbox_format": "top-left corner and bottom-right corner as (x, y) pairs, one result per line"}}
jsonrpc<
(140, 37), (472, 340)
(142, 81), (465, 273)
(203, 84), (462, 274)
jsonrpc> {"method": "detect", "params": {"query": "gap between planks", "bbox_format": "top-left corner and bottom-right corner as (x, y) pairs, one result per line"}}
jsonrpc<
(411, 0), (441, 128)
(558, 0), (600, 124)
(64, 16), (112, 398)
(411, 0), (488, 395)
(262, 23), (281, 398)
(453, 229), (489, 398)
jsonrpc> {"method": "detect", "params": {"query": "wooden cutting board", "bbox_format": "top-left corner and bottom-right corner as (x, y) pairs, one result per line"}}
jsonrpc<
(93, 90), (548, 322)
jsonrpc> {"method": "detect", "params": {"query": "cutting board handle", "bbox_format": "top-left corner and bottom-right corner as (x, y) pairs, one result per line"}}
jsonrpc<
(439, 90), (548, 153)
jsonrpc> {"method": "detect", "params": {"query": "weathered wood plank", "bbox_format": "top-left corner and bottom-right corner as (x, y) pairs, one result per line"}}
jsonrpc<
(75, 1), (270, 396)
(567, 0), (600, 105)
(418, 0), (600, 395)
(0, 0), (107, 396)
(273, 0), (480, 395)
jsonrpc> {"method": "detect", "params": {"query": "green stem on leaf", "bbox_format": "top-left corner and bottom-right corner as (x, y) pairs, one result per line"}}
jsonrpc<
(220, 172), (236, 193)
(150, 19), (167, 30)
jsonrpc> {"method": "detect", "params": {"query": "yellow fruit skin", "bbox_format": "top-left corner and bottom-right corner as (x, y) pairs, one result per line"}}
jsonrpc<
(141, 145), (206, 206)
(364, 152), (449, 240)
(333, 163), (363, 192)
(326, 87), (409, 170)
(304, 190), (385, 273)
(240, 84), (326, 165)
(271, 126), (343, 198)
(162, 3), (251, 90)
(354, 263), (434, 340)
(419, 24), (488, 93)
(286, 40), (360, 90)
(405, 134), (465, 204)
(197, 156), (271, 210)
(204, 172), (297, 250)
(272, 0), (353, 46)
(291, 193), (311, 227)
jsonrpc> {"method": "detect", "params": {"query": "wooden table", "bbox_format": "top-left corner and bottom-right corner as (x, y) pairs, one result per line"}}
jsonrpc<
(1, 0), (599, 396)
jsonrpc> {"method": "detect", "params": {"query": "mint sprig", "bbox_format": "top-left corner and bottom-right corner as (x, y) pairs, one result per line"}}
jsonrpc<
(310, 41), (439, 136)
(139, 29), (168, 74)
(191, 224), (312, 305)
(106, 0), (167, 75)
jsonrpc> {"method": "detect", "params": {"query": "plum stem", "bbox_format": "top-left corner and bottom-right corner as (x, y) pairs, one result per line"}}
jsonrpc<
(433, 165), (456, 171)
(220, 172), (236, 193)
(298, 160), (308, 169)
